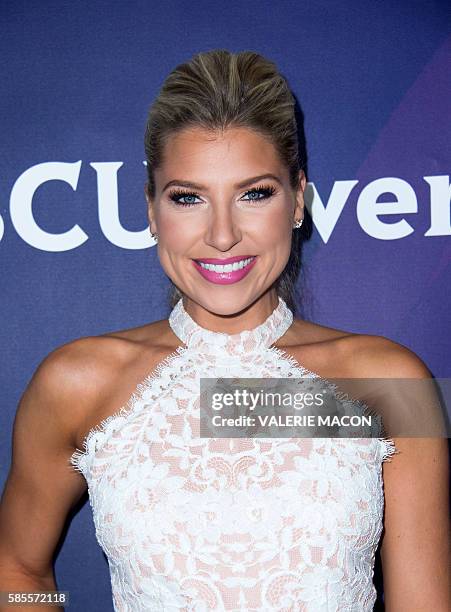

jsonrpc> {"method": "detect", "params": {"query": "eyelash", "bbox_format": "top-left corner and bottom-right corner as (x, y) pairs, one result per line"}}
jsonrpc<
(167, 184), (277, 207)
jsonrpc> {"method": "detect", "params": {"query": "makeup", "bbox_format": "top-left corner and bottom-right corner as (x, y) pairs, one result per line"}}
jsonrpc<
(192, 255), (257, 285)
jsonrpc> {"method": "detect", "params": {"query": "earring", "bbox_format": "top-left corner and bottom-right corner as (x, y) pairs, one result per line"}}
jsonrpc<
(150, 231), (158, 243)
(293, 218), (303, 229)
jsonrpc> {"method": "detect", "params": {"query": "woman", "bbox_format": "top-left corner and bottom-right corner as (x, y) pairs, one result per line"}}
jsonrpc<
(0, 50), (449, 611)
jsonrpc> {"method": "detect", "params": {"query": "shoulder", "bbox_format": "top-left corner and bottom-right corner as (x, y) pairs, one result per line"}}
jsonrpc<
(339, 333), (432, 379)
(27, 318), (175, 446)
(37, 317), (174, 386)
(287, 318), (431, 379)
(34, 333), (137, 400)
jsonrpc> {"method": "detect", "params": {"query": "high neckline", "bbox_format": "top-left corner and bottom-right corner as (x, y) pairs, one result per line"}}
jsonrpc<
(168, 296), (293, 355)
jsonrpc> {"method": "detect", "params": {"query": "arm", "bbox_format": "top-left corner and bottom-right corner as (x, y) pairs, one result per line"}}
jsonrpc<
(381, 436), (449, 611)
(360, 338), (450, 610)
(0, 341), (99, 611)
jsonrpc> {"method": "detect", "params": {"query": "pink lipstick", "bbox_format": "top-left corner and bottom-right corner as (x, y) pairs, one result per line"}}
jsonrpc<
(192, 255), (257, 285)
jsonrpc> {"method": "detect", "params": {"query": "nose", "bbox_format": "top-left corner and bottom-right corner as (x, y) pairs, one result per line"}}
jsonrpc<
(203, 203), (242, 253)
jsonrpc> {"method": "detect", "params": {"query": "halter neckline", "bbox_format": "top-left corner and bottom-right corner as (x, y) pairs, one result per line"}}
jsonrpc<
(168, 296), (293, 355)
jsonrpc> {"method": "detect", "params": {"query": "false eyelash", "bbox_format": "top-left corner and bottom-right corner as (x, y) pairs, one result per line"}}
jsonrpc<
(168, 189), (200, 207)
(243, 184), (277, 201)
(168, 184), (277, 207)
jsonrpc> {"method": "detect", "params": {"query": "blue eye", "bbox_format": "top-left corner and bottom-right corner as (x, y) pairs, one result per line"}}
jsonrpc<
(168, 190), (202, 207)
(242, 185), (276, 201)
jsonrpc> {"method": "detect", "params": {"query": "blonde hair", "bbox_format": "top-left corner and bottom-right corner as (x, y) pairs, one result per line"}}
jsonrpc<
(144, 49), (308, 314)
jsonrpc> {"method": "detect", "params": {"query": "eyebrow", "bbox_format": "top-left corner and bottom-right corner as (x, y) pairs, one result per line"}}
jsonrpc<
(162, 173), (283, 192)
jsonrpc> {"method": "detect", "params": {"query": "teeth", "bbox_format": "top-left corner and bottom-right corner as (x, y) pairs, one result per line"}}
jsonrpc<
(198, 257), (254, 272)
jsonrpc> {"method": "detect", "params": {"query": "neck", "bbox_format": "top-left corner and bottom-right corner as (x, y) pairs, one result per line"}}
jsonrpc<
(168, 290), (293, 354)
(181, 290), (280, 335)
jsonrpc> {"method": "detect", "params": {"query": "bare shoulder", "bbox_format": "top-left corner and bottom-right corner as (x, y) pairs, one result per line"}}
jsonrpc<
(337, 333), (432, 379)
(286, 317), (431, 379)
(29, 317), (177, 451)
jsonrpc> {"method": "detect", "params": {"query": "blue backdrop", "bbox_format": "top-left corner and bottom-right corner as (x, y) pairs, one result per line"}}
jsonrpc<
(1, 1), (450, 609)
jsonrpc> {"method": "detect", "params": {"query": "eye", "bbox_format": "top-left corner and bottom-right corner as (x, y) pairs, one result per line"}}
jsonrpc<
(167, 184), (277, 207)
(241, 184), (276, 202)
(168, 190), (202, 207)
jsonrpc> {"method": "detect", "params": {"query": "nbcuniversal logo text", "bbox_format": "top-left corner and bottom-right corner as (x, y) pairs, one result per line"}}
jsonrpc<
(2, 161), (451, 251)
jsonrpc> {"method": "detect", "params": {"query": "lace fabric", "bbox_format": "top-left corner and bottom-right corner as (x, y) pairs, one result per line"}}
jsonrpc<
(69, 297), (398, 611)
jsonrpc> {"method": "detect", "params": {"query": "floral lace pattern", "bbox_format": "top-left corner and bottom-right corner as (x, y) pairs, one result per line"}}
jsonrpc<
(69, 297), (398, 611)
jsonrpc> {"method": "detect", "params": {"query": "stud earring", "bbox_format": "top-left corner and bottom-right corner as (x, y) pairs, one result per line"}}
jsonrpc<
(150, 231), (158, 243)
(293, 218), (303, 229)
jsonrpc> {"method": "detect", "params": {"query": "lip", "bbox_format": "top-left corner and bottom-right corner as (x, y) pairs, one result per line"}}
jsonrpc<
(192, 255), (257, 285)
(194, 255), (255, 264)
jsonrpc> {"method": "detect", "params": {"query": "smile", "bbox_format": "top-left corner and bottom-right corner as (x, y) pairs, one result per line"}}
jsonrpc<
(192, 256), (257, 285)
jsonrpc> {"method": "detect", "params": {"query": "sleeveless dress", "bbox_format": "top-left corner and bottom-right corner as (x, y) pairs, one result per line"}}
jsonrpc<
(69, 297), (398, 612)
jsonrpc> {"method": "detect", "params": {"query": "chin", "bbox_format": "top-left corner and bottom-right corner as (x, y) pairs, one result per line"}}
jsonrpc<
(189, 290), (266, 317)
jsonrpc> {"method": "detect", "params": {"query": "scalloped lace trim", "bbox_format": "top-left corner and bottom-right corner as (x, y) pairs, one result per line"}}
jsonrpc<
(268, 345), (398, 463)
(68, 345), (189, 476)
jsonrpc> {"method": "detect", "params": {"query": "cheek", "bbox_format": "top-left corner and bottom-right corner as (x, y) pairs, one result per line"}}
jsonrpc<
(265, 211), (290, 236)
(267, 208), (294, 264)
(157, 213), (196, 250)
(259, 207), (292, 247)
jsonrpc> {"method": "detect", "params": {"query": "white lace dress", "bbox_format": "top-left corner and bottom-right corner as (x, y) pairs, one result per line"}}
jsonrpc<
(69, 297), (397, 612)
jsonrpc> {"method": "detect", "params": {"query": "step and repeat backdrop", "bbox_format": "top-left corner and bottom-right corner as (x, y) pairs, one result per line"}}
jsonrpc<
(1, 1), (450, 609)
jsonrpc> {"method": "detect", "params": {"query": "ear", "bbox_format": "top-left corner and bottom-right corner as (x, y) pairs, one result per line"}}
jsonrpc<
(294, 169), (306, 221)
(144, 183), (158, 235)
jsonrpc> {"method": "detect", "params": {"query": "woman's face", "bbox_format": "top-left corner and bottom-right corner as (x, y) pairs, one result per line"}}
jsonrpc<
(146, 125), (305, 315)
